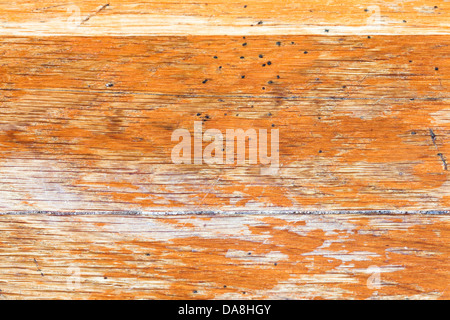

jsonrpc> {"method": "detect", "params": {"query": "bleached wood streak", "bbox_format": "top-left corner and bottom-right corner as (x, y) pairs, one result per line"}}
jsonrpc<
(1, 1), (450, 36)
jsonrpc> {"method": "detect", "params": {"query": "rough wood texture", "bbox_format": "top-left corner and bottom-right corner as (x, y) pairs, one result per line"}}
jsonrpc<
(0, 36), (449, 211)
(1, 0), (450, 35)
(1, 0), (449, 301)
(0, 214), (448, 300)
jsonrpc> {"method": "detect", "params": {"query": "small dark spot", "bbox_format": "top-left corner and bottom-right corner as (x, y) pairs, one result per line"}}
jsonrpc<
(291, 41), (295, 45)
(248, 252), (251, 255)
(271, 124), (275, 127)
(259, 54), (264, 58)
(193, 290), (198, 294)
(243, 292), (246, 295)
(262, 87), (266, 90)
(411, 131), (417, 135)
(276, 41), (281, 46)
(268, 80), (273, 84)
(205, 115), (210, 119)
(304, 51), (308, 54)
(409, 60), (413, 63)
(403, 20), (407, 23)
(224, 285), (227, 288)
(213, 56), (218, 59)
(342, 85), (347, 88)
(244, 5), (247, 8)
(364, 8), (369, 12)
(318, 116), (321, 120)
(241, 75), (245, 79)
(324, 29), (329, 33)
(367, 36), (371, 39)
(262, 64), (266, 67)
(435, 67), (439, 71)
(242, 43), (247, 46)
(104, 277), (108, 279)
(319, 150), (323, 153)
(219, 66), (222, 69)
(202, 79), (208, 84)
(258, 21), (263, 25)
(105, 83), (114, 87)
(196, 113), (201, 116)
(274, 263), (277, 266)
(268, 112), (272, 116)
(267, 61), (272, 65)
(240, 56), (245, 59)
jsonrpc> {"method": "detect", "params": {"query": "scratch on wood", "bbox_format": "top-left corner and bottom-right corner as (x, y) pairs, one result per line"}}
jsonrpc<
(429, 128), (447, 170)
(33, 258), (44, 277)
(438, 153), (448, 171)
(79, 3), (109, 26)
(430, 128), (438, 147)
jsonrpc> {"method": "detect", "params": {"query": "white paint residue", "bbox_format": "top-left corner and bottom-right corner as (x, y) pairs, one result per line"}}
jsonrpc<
(275, 215), (356, 236)
(302, 250), (379, 262)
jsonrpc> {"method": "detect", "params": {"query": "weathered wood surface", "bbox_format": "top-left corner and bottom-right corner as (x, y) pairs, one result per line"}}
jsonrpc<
(0, 0), (449, 301)
(0, 36), (449, 212)
(1, 0), (450, 35)
(0, 214), (448, 300)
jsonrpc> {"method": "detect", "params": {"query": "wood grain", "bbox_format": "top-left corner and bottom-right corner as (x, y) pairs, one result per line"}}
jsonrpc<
(1, 1), (449, 301)
(0, 36), (449, 212)
(0, 214), (448, 300)
(1, 0), (450, 35)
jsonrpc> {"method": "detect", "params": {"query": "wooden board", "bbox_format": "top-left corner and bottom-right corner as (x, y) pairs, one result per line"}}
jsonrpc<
(0, 0), (449, 300)
(1, 0), (450, 36)
(0, 36), (449, 212)
(0, 214), (448, 300)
